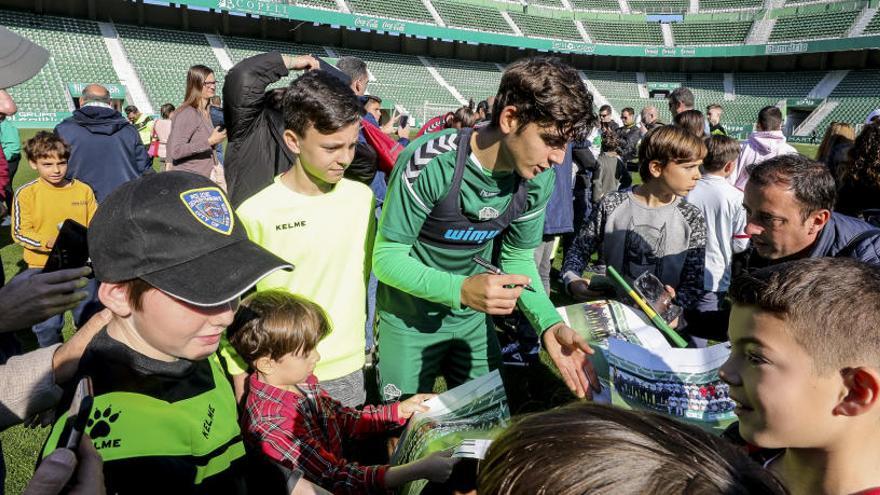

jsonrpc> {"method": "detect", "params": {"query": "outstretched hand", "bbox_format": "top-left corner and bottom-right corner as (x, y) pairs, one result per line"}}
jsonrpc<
(542, 323), (601, 399)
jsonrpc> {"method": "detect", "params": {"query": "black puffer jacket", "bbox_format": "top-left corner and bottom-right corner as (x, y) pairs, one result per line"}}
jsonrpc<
(223, 52), (295, 208)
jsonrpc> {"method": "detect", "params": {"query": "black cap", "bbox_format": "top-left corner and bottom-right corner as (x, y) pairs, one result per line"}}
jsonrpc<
(89, 172), (293, 306)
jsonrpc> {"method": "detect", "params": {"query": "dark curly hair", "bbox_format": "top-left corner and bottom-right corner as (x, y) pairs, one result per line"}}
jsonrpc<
(491, 57), (595, 143)
(839, 122), (880, 187)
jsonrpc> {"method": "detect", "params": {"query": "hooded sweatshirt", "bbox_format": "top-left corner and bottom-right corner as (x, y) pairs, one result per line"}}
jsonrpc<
(731, 130), (797, 190)
(55, 105), (152, 202)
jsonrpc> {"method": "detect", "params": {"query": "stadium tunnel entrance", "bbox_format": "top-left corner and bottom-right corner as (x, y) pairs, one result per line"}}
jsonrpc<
(784, 98), (822, 136)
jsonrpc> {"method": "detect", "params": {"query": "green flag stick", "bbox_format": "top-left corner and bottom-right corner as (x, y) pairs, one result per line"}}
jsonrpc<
(606, 266), (688, 348)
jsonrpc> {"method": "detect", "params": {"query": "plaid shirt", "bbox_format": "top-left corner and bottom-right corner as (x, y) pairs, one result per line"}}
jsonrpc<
(243, 373), (406, 494)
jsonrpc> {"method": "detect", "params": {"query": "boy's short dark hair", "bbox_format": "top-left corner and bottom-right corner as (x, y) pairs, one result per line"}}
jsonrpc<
(490, 57), (595, 143)
(729, 258), (880, 373)
(24, 131), (70, 162)
(227, 290), (331, 366)
(704, 134), (740, 173)
(124, 105), (138, 115)
(283, 70), (362, 136)
(747, 153), (835, 219)
(479, 402), (787, 495)
(757, 105), (783, 131)
(600, 128), (619, 153)
(638, 125), (707, 182)
(621, 107), (635, 117)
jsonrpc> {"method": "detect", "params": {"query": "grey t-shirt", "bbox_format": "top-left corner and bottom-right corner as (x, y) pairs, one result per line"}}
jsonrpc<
(562, 191), (707, 310)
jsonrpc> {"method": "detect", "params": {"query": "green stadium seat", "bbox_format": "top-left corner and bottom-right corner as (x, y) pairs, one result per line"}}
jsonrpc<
(292, 0), (339, 11)
(583, 19), (663, 44)
(1, 10), (119, 112)
(699, 0), (762, 11)
(433, 0), (515, 34)
(769, 10), (859, 42)
(115, 24), (225, 109)
(349, 0), (435, 24)
(671, 19), (753, 45)
(569, 0), (620, 11)
(507, 11), (582, 40)
(628, 0), (688, 13)
(863, 10), (880, 35)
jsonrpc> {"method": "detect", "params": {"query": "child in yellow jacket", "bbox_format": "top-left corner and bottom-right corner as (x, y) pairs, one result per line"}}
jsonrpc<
(12, 131), (99, 346)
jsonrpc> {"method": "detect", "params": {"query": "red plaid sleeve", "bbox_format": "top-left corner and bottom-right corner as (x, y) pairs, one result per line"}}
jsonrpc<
(244, 375), (390, 494)
(324, 390), (406, 439)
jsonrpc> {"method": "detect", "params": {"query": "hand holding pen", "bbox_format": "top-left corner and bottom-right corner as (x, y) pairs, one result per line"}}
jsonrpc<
(459, 256), (535, 315)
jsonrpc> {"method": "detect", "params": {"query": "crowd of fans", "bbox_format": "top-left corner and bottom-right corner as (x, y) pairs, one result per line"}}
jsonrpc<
(1, 23), (880, 495)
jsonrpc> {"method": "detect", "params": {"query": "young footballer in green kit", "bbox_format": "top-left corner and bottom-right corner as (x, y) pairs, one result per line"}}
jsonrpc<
(374, 57), (600, 401)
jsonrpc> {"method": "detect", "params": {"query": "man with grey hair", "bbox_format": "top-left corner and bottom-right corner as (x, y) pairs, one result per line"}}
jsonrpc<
(668, 86), (695, 116)
(55, 84), (151, 202)
(336, 56), (369, 96)
(639, 105), (664, 136)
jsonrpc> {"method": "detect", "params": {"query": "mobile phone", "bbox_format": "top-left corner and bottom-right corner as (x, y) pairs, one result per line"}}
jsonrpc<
(633, 271), (683, 324)
(399, 115), (409, 129)
(58, 376), (93, 451)
(316, 56), (352, 87)
(42, 219), (90, 274)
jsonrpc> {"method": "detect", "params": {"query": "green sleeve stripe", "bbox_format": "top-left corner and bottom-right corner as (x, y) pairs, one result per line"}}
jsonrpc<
(401, 169), (432, 214)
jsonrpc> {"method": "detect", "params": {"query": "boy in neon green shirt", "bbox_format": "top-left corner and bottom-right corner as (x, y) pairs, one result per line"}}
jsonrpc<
(374, 57), (601, 400)
(233, 70), (374, 407)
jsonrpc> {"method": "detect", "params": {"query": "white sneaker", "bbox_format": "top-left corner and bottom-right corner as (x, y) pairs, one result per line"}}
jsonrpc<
(0, 216), (10, 227)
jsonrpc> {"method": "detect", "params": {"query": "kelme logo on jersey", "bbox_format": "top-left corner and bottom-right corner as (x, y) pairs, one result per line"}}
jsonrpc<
(180, 188), (234, 235)
(443, 228), (500, 243)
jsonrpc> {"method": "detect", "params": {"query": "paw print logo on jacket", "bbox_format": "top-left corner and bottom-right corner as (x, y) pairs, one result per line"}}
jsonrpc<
(87, 406), (121, 439)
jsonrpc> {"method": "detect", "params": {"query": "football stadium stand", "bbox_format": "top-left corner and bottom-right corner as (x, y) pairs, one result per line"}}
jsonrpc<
(349, 0), (435, 24)
(568, 0), (621, 10)
(1, 9), (119, 111)
(582, 18), (664, 44)
(699, 0), (763, 11)
(671, 19), (754, 45)
(432, 0), (515, 33)
(1, 1), (878, 140)
(507, 11), (583, 41)
(769, 10), (860, 41)
(115, 24), (225, 109)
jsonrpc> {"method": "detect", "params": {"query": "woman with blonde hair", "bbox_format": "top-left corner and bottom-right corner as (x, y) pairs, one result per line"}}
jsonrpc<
(817, 121), (855, 177)
(167, 64), (227, 185)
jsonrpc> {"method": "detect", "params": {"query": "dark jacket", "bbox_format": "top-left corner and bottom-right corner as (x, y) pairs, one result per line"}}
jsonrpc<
(616, 123), (641, 163)
(733, 212), (880, 278)
(223, 52), (294, 208)
(543, 144), (574, 236)
(55, 105), (151, 203)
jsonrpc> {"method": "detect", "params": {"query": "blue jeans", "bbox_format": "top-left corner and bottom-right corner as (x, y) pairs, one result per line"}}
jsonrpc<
(32, 278), (102, 348)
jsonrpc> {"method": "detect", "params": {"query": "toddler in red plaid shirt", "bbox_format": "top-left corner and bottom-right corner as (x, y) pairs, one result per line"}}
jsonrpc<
(227, 289), (455, 494)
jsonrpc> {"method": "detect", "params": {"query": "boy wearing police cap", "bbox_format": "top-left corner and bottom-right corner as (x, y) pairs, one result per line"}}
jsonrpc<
(39, 172), (293, 494)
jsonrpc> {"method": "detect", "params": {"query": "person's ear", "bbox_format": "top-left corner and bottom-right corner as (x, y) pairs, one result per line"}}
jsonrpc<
(98, 282), (134, 318)
(498, 105), (519, 135)
(834, 367), (880, 417)
(807, 209), (831, 235)
(648, 160), (665, 179)
(253, 356), (275, 375)
(283, 129), (302, 155)
(722, 160), (736, 175)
